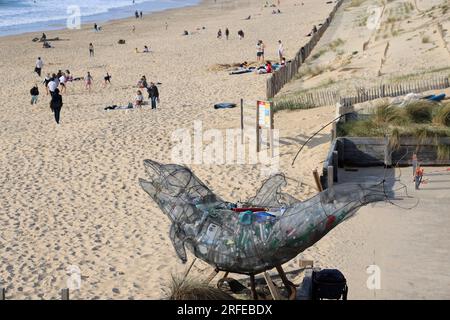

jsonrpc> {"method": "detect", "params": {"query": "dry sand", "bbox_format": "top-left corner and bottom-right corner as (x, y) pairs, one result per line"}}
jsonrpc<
(0, 0), (337, 299)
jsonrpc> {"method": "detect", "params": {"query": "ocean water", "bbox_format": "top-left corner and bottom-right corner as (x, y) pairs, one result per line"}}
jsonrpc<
(0, 0), (199, 36)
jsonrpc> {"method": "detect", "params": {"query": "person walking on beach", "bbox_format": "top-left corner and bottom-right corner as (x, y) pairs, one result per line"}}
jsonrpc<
(59, 72), (67, 93)
(217, 29), (222, 39)
(135, 10), (139, 19)
(415, 165), (424, 190)
(140, 11), (143, 19)
(43, 73), (51, 95)
(277, 40), (284, 63)
(238, 30), (244, 40)
(47, 74), (59, 96)
(225, 28), (230, 40)
(103, 72), (112, 87)
(256, 40), (265, 62)
(147, 82), (159, 109)
(35, 57), (44, 77)
(165, 22), (168, 30)
(30, 84), (39, 105)
(85, 72), (93, 92)
(50, 88), (63, 124)
(89, 43), (94, 57)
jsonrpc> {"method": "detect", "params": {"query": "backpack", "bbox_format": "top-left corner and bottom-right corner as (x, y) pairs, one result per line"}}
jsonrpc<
(312, 269), (348, 300)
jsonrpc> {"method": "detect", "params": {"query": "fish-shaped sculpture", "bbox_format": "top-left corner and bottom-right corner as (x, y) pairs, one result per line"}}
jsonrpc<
(139, 160), (389, 275)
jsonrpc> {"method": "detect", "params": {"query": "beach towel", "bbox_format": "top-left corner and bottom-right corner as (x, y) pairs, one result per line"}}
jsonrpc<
(427, 93), (446, 102)
(214, 103), (236, 109)
(229, 69), (253, 75)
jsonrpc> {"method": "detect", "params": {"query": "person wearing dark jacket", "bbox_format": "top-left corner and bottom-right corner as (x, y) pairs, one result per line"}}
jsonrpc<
(30, 85), (39, 105)
(147, 82), (159, 109)
(50, 88), (63, 124)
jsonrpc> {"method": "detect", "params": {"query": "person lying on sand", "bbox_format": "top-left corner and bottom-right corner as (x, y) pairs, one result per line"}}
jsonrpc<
(255, 61), (272, 74)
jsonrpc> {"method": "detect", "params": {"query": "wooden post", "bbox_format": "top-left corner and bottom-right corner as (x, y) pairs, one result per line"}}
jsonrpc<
(337, 139), (345, 168)
(240, 98), (244, 145)
(328, 165), (334, 188)
(313, 169), (323, 192)
(270, 102), (275, 158)
(333, 151), (338, 182)
(61, 288), (69, 300)
(263, 272), (282, 300)
(384, 136), (392, 168)
(332, 121), (337, 141)
(249, 274), (258, 300)
(256, 101), (260, 153)
(206, 268), (219, 284)
(275, 265), (296, 299)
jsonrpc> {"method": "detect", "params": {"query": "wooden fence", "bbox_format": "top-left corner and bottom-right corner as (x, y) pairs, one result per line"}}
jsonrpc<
(266, 0), (344, 99)
(274, 75), (450, 111)
(340, 76), (450, 107)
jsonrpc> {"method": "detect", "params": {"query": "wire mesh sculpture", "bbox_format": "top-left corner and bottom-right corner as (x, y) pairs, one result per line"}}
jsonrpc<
(139, 160), (390, 275)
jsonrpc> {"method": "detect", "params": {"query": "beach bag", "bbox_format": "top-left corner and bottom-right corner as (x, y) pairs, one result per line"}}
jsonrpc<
(312, 269), (348, 300)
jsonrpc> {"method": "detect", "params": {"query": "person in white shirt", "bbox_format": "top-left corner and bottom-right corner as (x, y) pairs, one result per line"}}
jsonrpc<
(59, 73), (67, 93)
(134, 90), (144, 108)
(48, 75), (58, 96)
(278, 40), (284, 63)
(35, 57), (44, 77)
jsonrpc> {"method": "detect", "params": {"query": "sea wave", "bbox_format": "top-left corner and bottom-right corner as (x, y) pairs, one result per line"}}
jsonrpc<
(0, 0), (162, 28)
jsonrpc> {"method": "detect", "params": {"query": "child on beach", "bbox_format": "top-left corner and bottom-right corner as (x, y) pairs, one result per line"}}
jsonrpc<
(238, 30), (244, 40)
(85, 72), (93, 92)
(89, 43), (94, 57)
(35, 57), (44, 77)
(217, 29), (222, 39)
(30, 84), (39, 105)
(225, 28), (230, 40)
(415, 165), (424, 190)
(134, 90), (144, 107)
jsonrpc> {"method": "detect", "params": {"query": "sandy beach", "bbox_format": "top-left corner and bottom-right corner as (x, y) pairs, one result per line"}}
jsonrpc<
(1, 0), (449, 300)
(0, 0), (337, 299)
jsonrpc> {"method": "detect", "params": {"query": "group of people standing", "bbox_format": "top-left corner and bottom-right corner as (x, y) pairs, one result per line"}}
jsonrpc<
(256, 39), (284, 63)
(136, 75), (159, 109)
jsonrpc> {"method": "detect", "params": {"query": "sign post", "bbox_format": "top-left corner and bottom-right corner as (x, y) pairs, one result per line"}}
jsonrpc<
(240, 98), (244, 145)
(256, 100), (274, 155)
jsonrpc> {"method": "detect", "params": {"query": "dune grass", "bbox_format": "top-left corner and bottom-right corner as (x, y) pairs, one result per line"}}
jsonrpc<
(164, 275), (236, 300)
(338, 101), (450, 141)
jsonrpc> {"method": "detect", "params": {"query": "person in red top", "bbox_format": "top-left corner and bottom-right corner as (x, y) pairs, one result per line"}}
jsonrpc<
(415, 165), (424, 190)
(265, 61), (272, 73)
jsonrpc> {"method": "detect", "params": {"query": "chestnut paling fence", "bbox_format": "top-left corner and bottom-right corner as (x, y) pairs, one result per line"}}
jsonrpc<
(266, 0), (344, 99)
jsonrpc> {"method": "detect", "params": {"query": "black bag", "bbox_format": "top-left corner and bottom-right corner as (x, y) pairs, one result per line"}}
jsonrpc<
(312, 269), (348, 300)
